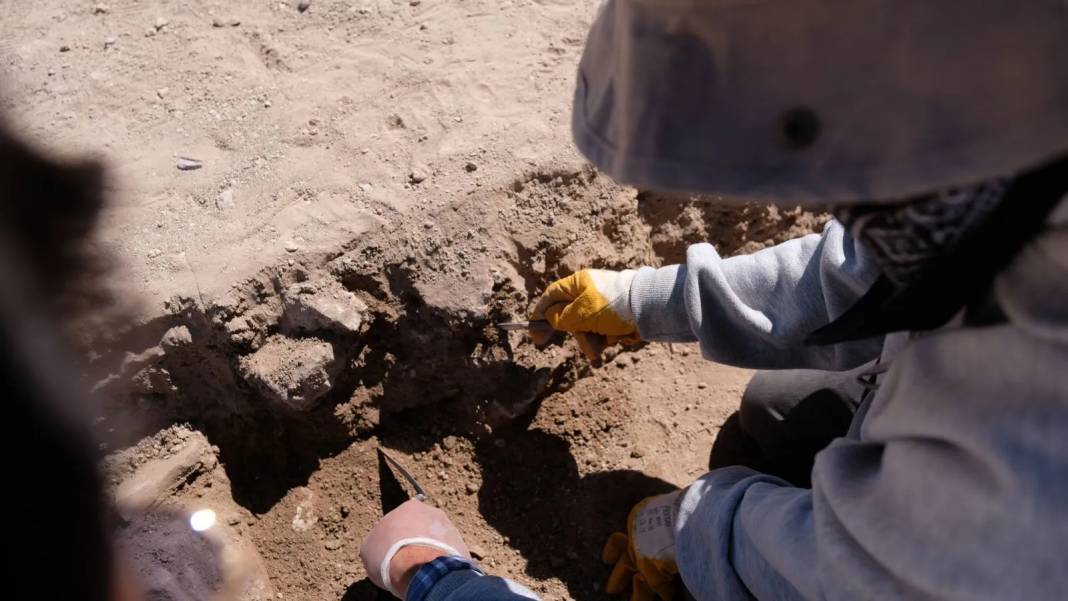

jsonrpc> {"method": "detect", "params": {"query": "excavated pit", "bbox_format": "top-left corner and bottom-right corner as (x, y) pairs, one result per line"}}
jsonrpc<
(89, 166), (825, 514)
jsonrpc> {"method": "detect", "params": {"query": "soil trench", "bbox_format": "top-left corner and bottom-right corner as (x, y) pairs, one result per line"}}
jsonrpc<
(92, 166), (821, 600)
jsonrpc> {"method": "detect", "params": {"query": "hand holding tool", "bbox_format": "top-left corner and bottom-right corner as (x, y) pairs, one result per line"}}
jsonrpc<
(362, 450), (472, 598)
(529, 269), (642, 360)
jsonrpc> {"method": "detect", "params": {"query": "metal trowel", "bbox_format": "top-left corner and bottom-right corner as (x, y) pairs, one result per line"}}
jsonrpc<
(377, 448), (430, 514)
(495, 319), (553, 335)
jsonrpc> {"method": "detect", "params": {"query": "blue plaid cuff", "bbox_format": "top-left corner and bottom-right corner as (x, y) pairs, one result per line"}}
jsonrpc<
(405, 556), (484, 601)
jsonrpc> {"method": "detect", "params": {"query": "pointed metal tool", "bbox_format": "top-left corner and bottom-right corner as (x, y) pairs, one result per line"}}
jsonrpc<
(496, 319), (553, 334)
(377, 448), (429, 503)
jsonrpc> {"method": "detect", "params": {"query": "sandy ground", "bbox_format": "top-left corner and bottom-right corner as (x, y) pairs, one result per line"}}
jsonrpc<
(3, 2), (823, 600)
(2, 0), (596, 315)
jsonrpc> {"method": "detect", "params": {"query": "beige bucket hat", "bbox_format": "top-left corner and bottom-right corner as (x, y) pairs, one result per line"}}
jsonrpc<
(573, 0), (1068, 204)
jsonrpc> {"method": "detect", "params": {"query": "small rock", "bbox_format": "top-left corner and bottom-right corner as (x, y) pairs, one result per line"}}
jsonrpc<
(263, 99), (272, 108)
(93, 4), (109, 14)
(465, 482), (478, 495)
(697, 382), (708, 390)
(160, 325), (193, 349)
(216, 188), (235, 209)
(144, 28), (156, 37)
(118, 345), (165, 379)
(103, 36), (117, 49)
(146, 248), (162, 259)
(282, 280), (368, 334)
(239, 336), (338, 411)
(59, 45), (71, 52)
(297, 0), (311, 12)
(176, 157), (202, 171)
(154, 16), (169, 30)
(410, 0), (421, 5)
(323, 539), (343, 551)
(212, 16), (240, 27)
(422, 220), (434, 229)
(630, 449), (644, 459)
(464, 161), (478, 172)
(409, 167), (428, 184)
(469, 545), (487, 560)
(115, 434), (216, 507)
(284, 242), (299, 253)
(155, 87), (168, 99)
(291, 488), (318, 531)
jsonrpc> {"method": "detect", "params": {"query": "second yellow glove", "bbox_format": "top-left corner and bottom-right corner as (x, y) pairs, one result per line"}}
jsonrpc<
(603, 490), (683, 601)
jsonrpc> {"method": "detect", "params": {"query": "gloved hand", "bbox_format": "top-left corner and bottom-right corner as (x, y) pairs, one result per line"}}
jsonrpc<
(603, 490), (683, 601)
(360, 500), (472, 599)
(530, 269), (641, 361)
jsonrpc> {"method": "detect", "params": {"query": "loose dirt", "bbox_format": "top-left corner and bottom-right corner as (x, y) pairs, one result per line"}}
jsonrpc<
(2, 2), (824, 600)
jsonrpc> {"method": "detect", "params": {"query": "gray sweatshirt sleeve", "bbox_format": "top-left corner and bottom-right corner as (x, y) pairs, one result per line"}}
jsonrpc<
(629, 219), (883, 370)
(674, 321), (1068, 601)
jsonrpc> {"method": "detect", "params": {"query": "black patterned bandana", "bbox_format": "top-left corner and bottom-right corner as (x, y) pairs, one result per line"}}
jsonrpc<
(807, 156), (1067, 345)
(835, 179), (1011, 289)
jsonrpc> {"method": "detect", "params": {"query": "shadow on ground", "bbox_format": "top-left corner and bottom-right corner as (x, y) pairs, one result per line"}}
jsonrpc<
(477, 429), (676, 601)
(371, 399), (677, 601)
(340, 578), (381, 601)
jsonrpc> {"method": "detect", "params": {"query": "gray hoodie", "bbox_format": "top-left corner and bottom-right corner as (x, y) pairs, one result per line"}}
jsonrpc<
(629, 204), (1068, 600)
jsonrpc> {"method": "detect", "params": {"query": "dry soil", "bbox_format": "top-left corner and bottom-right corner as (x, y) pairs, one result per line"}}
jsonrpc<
(2, 2), (823, 600)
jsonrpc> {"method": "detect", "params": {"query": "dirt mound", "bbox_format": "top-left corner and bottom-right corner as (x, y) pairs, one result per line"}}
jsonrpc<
(89, 167), (648, 511)
(87, 164), (815, 508)
(81, 162), (817, 599)
(637, 190), (828, 264)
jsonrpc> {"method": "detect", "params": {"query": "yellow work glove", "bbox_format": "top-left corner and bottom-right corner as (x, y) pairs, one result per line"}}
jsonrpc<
(530, 269), (641, 361)
(603, 490), (683, 601)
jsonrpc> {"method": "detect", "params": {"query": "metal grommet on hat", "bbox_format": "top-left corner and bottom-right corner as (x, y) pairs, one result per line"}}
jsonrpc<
(778, 107), (820, 150)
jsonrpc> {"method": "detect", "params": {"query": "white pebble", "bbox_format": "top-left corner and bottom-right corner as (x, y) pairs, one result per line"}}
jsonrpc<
(216, 189), (235, 209)
(176, 157), (203, 171)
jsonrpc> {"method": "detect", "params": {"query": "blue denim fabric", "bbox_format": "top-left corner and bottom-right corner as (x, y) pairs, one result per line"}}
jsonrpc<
(406, 556), (538, 601)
